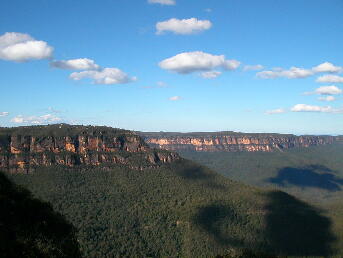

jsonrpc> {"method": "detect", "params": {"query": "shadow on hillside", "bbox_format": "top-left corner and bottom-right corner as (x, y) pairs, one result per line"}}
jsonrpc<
(193, 204), (238, 245)
(192, 192), (336, 256)
(192, 203), (250, 250)
(263, 191), (335, 256)
(0, 172), (81, 257)
(175, 163), (226, 190)
(267, 165), (343, 191)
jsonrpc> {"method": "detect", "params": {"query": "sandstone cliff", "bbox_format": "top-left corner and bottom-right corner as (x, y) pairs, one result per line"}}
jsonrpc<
(140, 132), (341, 152)
(0, 124), (179, 173)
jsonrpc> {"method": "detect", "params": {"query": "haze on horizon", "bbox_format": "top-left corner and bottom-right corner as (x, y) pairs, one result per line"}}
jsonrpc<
(1, 0), (342, 135)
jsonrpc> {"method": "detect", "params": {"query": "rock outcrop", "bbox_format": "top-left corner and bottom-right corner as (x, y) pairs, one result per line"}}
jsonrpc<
(140, 132), (341, 152)
(0, 124), (179, 173)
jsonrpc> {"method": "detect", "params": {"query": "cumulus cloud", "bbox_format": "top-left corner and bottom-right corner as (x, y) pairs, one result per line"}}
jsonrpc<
(201, 71), (221, 79)
(224, 60), (241, 70)
(243, 64), (264, 71)
(70, 67), (137, 85)
(257, 62), (342, 80)
(50, 58), (99, 70)
(303, 85), (342, 97)
(291, 104), (342, 113)
(0, 32), (53, 62)
(257, 67), (313, 79)
(159, 51), (240, 75)
(265, 108), (286, 115)
(148, 0), (175, 5)
(303, 85), (343, 100)
(318, 96), (335, 102)
(156, 18), (212, 35)
(169, 96), (181, 101)
(315, 85), (342, 95)
(11, 114), (62, 124)
(312, 62), (342, 73)
(316, 75), (343, 83)
(11, 116), (24, 123)
(0, 112), (9, 117)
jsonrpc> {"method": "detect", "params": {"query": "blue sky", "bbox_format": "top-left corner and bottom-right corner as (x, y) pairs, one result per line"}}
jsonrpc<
(1, 0), (343, 134)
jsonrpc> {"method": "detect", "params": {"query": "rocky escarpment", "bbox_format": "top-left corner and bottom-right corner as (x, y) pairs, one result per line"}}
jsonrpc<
(140, 132), (341, 152)
(0, 124), (179, 173)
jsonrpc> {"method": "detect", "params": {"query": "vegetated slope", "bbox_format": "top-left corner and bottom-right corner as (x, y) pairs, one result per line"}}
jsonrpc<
(179, 144), (343, 255)
(2, 124), (340, 256)
(8, 160), (338, 257)
(0, 172), (81, 257)
(179, 144), (343, 204)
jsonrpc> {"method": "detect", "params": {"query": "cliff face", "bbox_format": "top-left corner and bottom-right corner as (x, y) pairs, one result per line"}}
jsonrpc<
(140, 132), (341, 152)
(0, 125), (179, 173)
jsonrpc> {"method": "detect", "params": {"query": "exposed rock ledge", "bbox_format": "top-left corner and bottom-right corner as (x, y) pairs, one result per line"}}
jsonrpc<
(139, 132), (342, 152)
(0, 124), (180, 173)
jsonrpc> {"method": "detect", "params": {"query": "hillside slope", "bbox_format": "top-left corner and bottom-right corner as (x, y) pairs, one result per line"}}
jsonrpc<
(180, 144), (343, 204)
(2, 124), (340, 257)
(7, 162), (339, 257)
(179, 144), (343, 255)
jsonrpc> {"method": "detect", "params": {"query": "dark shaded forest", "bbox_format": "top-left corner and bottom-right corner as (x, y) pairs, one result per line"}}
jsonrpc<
(6, 159), (339, 257)
(268, 165), (343, 191)
(0, 172), (81, 257)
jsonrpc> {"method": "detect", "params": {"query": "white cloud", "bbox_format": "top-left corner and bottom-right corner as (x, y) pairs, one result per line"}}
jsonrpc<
(148, 0), (175, 5)
(159, 51), (240, 74)
(265, 108), (286, 115)
(0, 112), (9, 117)
(201, 71), (221, 79)
(0, 32), (32, 48)
(204, 8), (212, 13)
(312, 62), (342, 73)
(315, 85), (342, 95)
(156, 18), (212, 35)
(50, 58), (99, 70)
(303, 85), (342, 97)
(257, 62), (342, 80)
(243, 64), (264, 71)
(318, 96), (335, 102)
(70, 67), (137, 85)
(169, 96), (181, 101)
(257, 67), (313, 79)
(291, 104), (342, 113)
(11, 114), (62, 124)
(316, 75), (343, 83)
(0, 32), (53, 62)
(11, 116), (24, 123)
(224, 60), (241, 70)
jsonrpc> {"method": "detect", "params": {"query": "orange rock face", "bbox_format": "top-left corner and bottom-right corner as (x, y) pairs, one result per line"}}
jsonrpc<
(10, 146), (21, 154)
(0, 127), (179, 173)
(141, 133), (339, 152)
(65, 142), (76, 153)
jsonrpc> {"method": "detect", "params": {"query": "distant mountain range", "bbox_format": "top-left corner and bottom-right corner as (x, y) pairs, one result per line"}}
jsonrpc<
(140, 131), (342, 152)
(1, 124), (341, 173)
